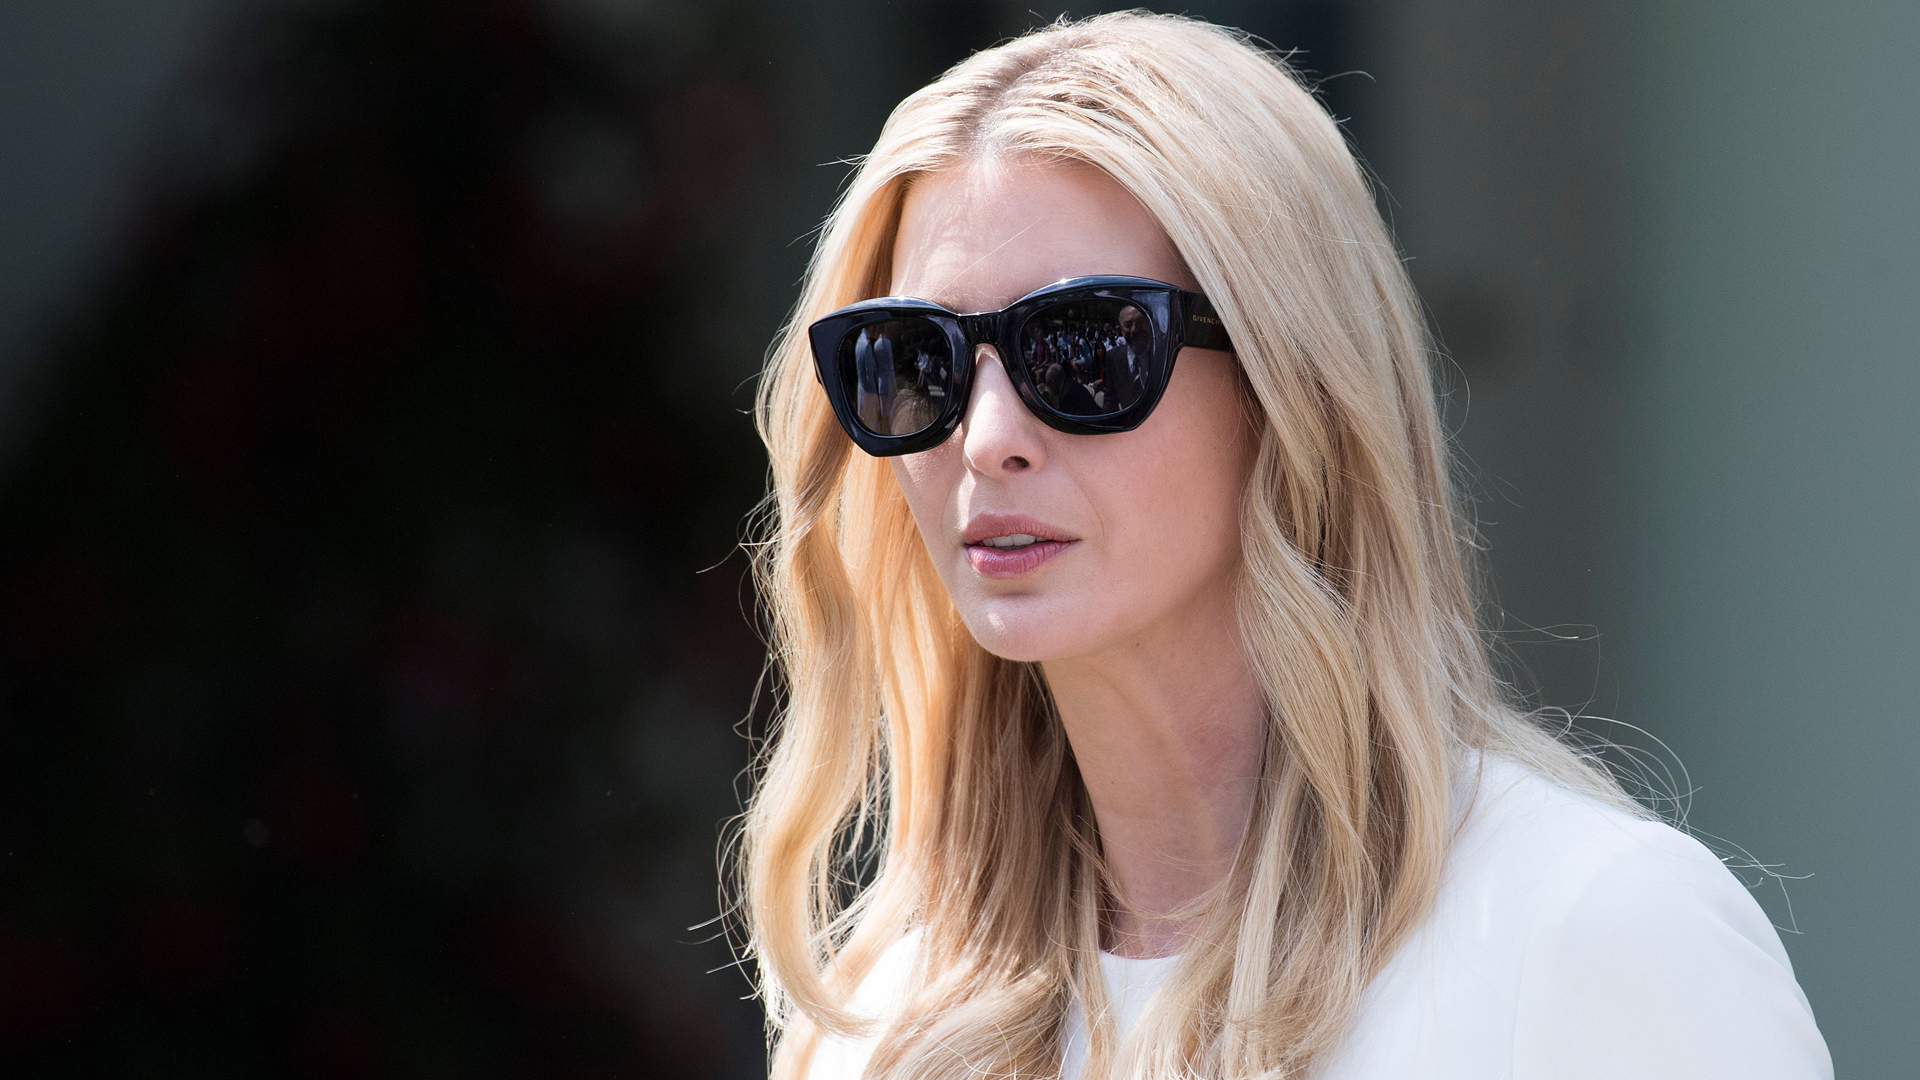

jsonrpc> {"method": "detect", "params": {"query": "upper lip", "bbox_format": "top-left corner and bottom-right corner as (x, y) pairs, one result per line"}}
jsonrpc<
(960, 512), (1078, 545)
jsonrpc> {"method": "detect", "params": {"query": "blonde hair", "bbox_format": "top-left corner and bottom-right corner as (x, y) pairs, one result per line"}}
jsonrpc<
(741, 12), (1628, 1079)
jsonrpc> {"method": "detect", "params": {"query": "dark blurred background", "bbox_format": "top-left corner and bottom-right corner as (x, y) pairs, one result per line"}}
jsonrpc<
(0, 1), (1911, 1076)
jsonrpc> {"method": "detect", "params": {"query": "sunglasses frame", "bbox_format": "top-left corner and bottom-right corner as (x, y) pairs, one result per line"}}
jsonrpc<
(808, 275), (1233, 457)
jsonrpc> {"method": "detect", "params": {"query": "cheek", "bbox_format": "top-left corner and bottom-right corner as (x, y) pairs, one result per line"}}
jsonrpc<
(890, 447), (962, 541)
(1120, 367), (1251, 556)
(1091, 395), (1250, 635)
(1094, 434), (1245, 572)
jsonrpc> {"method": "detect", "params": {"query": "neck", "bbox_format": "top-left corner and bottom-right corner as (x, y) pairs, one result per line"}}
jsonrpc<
(1042, 595), (1266, 959)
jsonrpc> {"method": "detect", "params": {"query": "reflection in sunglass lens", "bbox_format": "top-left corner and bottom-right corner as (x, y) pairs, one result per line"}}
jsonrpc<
(837, 318), (955, 437)
(1018, 299), (1152, 417)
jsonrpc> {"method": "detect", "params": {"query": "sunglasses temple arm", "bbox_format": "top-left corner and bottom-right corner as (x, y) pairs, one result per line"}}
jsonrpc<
(1180, 291), (1234, 352)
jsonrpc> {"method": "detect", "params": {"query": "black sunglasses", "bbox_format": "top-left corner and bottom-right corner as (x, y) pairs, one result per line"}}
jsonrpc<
(809, 275), (1233, 457)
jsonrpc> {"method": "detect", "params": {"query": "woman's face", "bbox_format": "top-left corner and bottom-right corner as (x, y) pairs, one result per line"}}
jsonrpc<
(888, 160), (1256, 664)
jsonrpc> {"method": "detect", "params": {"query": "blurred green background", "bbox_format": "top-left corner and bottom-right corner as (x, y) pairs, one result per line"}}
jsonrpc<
(0, 1), (1911, 1076)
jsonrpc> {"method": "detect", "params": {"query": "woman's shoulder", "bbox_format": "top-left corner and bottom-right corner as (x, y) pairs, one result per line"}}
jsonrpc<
(1326, 753), (1831, 1079)
(1444, 755), (1789, 945)
(1448, 753), (1721, 890)
(1440, 754), (1797, 987)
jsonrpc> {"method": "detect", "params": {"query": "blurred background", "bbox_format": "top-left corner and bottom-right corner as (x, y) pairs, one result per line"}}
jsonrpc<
(0, 0), (1911, 1076)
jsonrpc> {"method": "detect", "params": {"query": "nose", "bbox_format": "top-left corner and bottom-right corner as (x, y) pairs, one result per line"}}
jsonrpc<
(960, 345), (1048, 476)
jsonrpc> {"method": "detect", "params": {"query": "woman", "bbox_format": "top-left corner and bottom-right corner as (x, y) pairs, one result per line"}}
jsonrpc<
(741, 13), (1829, 1080)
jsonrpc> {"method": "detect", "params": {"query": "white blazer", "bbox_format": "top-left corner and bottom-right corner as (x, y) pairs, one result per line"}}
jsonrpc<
(809, 755), (1832, 1079)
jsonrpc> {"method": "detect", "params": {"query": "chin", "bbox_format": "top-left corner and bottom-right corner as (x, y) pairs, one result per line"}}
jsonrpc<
(965, 631), (1058, 664)
(957, 592), (1107, 664)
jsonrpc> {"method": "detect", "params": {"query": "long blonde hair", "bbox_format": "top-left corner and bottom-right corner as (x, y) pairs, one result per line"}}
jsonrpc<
(741, 12), (1626, 1079)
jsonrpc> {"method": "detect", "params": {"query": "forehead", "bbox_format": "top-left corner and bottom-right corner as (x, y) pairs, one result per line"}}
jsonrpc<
(888, 159), (1193, 312)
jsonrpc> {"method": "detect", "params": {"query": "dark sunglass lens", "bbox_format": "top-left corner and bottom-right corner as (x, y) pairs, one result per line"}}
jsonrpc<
(1019, 299), (1153, 417)
(836, 318), (955, 438)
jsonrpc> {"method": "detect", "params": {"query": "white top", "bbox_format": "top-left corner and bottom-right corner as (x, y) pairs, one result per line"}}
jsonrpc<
(1059, 950), (1180, 1079)
(807, 756), (1832, 1079)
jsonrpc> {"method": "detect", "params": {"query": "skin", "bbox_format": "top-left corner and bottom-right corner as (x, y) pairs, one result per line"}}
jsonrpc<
(888, 159), (1266, 958)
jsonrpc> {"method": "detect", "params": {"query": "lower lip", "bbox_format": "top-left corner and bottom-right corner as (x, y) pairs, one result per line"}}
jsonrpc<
(965, 539), (1074, 579)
